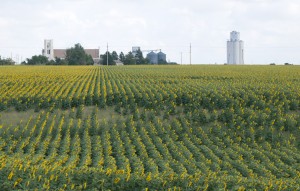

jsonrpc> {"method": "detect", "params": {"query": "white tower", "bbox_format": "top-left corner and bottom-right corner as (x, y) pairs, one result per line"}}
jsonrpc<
(43, 39), (54, 60)
(227, 31), (244, 65)
(132, 46), (141, 57)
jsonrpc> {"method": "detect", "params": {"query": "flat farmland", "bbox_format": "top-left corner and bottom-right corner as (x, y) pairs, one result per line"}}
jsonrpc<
(0, 65), (300, 190)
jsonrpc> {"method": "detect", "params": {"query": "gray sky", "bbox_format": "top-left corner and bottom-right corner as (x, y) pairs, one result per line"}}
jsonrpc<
(0, 0), (300, 64)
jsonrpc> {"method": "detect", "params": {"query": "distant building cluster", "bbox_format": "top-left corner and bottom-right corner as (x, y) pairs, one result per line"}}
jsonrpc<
(132, 47), (167, 64)
(146, 51), (166, 64)
(227, 31), (244, 65)
(41, 33), (245, 65)
(42, 40), (100, 63)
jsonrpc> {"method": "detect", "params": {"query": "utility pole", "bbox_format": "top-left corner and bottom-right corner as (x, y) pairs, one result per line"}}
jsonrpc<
(181, 52), (182, 65)
(106, 43), (108, 66)
(98, 46), (100, 59)
(189, 43), (192, 65)
(98, 46), (101, 65)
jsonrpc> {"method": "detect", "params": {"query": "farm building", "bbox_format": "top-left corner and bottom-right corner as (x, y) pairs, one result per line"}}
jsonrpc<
(42, 40), (100, 64)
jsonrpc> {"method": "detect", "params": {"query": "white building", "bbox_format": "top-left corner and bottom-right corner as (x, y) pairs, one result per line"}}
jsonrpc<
(43, 39), (54, 60)
(227, 31), (244, 65)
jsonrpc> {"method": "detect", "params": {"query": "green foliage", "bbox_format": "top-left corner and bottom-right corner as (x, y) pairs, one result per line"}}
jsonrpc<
(101, 51), (115, 65)
(25, 55), (49, 65)
(134, 49), (148, 65)
(0, 56), (15, 65)
(119, 52), (125, 63)
(123, 50), (148, 65)
(53, 57), (68, 65)
(76, 104), (84, 118)
(111, 51), (119, 61)
(66, 43), (94, 65)
(123, 52), (135, 65)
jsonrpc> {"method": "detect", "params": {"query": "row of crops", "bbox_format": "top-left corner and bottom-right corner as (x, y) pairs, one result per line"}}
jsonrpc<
(1, 107), (300, 190)
(0, 65), (300, 190)
(0, 66), (299, 113)
(1, 66), (299, 145)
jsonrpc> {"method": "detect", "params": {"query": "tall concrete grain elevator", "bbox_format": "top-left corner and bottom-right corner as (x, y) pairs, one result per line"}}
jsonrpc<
(227, 31), (244, 65)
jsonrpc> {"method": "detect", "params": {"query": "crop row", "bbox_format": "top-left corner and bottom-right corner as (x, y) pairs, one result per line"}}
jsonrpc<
(0, 66), (299, 113)
(0, 108), (300, 189)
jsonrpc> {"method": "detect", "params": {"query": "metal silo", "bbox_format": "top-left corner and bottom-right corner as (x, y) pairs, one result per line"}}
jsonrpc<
(157, 51), (166, 63)
(147, 51), (158, 64)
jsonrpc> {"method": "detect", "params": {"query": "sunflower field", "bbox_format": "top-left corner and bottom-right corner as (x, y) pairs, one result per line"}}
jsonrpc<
(0, 65), (300, 190)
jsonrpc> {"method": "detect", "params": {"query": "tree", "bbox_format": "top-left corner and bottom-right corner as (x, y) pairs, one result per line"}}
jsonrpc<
(101, 52), (115, 65)
(135, 49), (147, 65)
(65, 43), (94, 65)
(86, 55), (94, 65)
(25, 55), (49, 65)
(112, 51), (119, 61)
(54, 57), (68, 65)
(46, 60), (56, 65)
(124, 52), (135, 65)
(0, 56), (15, 65)
(119, 52), (125, 63)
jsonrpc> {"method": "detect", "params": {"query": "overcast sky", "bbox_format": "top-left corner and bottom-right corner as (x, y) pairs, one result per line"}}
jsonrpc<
(0, 0), (300, 64)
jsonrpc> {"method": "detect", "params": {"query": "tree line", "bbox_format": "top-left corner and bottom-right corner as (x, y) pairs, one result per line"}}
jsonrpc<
(101, 49), (150, 65)
(0, 56), (15, 65)
(100, 48), (174, 65)
(21, 43), (174, 65)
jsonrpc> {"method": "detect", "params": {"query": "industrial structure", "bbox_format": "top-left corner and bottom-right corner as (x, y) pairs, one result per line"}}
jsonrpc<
(132, 47), (141, 57)
(227, 31), (244, 65)
(147, 51), (158, 64)
(146, 51), (166, 64)
(42, 40), (100, 63)
(157, 51), (166, 63)
(131, 46), (167, 64)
